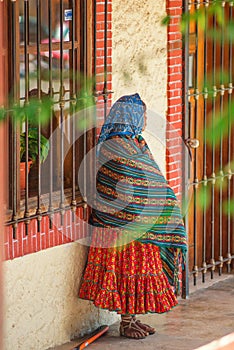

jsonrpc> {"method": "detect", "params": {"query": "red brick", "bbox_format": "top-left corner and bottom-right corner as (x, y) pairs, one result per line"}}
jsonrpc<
(96, 38), (112, 49)
(54, 227), (60, 247)
(167, 73), (182, 82)
(4, 226), (9, 244)
(167, 167), (182, 178)
(73, 222), (78, 241)
(168, 49), (183, 58)
(167, 7), (183, 16)
(96, 73), (112, 83)
(166, 153), (183, 163)
(22, 237), (27, 256)
(166, 128), (182, 138)
(45, 227), (50, 248)
(41, 233), (46, 250)
(168, 16), (181, 25)
(168, 32), (182, 41)
(168, 65), (182, 75)
(57, 230), (63, 247)
(4, 243), (9, 260)
(96, 30), (112, 40)
(166, 0), (183, 9)
(168, 162), (182, 172)
(167, 142), (183, 153)
(168, 40), (183, 50)
(168, 178), (181, 188)
(168, 131), (183, 140)
(168, 56), (183, 66)
(168, 94), (182, 104)
(167, 112), (182, 121)
(167, 0), (183, 193)
(167, 81), (183, 90)
(79, 220), (85, 240)
(167, 89), (182, 98)
(96, 4), (105, 13)
(8, 228), (13, 259)
(36, 230), (41, 252)
(169, 121), (183, 130)
(95, 48), (112, 58)
(167, 105), (182, 115)
(71, 221), (76, 242)
(96, 31), (104, 40)
(29, 219), (37, 236)
(167, 178), (181, 188)
(95, 81), (104, 90)
(168, 23), (181, 33)
(96, 3), (112, 13)
(167, 138), (182, 148)
(96, 22), (111, 31)
(96, 57), (104, 66)
(13, 239), (18, 258)
(96, 65), (112, 74)
(168, 183), (181, 196)
(65, 225), (72, 242)
(49, 230), (54, 248)
(32, 235), (37, 253)
(96, 13), (107, 22)
(96, 56), (112, 67)
(18, 225), (24, 256)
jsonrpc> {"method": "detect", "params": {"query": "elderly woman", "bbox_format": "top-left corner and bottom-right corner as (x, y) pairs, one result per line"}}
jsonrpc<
(79, 93), (187, 339)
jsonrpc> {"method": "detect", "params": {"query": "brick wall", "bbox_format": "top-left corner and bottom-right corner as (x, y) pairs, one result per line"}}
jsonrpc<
(96, 0), (112, 126)
(166, 0), (183, 201)
(4, 209), (89, 260)
(3, 1), (112, 261)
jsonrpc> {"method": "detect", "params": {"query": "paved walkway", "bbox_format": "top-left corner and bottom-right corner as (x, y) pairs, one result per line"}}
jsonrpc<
(51, 274), (234, 350)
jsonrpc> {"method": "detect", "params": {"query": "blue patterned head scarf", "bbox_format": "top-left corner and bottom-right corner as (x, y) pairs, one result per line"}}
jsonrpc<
(97, 93), (145, 148)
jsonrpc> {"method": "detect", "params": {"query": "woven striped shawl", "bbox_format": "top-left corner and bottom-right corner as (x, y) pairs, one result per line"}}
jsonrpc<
(90, 134), (187, 292)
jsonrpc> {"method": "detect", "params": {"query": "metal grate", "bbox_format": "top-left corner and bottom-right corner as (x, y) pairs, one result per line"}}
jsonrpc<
(5, 0), (112, 237)
(183, 0), (234, 287)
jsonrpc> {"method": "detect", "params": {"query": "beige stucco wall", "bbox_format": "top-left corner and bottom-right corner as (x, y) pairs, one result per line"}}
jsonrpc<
(112, 0), (167, 174)
(3, 243), (119, 350)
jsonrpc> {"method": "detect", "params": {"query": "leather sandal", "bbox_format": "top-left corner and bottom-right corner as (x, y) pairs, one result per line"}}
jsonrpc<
(132, 317), (156, 335)
(120, 316), (149, 339)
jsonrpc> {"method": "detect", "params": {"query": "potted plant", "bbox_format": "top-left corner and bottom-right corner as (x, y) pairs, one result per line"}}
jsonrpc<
(20, 128), (50, 189)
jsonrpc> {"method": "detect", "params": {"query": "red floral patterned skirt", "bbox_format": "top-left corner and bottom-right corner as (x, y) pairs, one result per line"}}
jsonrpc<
(79, 228), (178, 315)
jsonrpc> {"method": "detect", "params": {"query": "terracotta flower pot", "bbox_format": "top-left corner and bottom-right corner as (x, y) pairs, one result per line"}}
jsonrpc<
(20, 161), (33, 190)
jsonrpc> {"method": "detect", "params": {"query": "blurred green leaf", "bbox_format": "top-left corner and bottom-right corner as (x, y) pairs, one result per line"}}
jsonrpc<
(161, 15), (170, 26)
(206, 101), (234, 147)
(181, 9), (206, 34)
(210, 2), (224, 26)
(20, 129), (49, 163)
(223, 199), (234, 215)
(197, 183), (211, 211)
(226, 21), (234, 41)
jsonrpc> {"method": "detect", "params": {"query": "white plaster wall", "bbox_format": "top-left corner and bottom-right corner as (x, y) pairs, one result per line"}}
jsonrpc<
(3, 243), (119, 350)
(112, 0), (167, 174)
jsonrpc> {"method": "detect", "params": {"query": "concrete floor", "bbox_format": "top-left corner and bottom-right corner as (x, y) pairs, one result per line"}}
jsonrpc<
(50, 274), (234, 350)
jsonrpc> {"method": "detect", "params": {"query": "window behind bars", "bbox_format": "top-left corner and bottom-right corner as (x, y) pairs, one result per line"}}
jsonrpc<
(6, 0), (97, 235)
